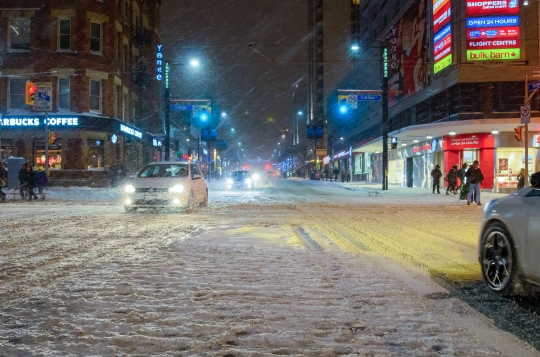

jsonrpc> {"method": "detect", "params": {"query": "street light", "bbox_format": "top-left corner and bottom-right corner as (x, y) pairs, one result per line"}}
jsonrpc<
(189, 59), (200, 67)
(221, 112), (227, 117)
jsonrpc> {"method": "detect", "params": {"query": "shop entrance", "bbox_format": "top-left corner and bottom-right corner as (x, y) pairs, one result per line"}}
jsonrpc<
(462, 149), (478, 166)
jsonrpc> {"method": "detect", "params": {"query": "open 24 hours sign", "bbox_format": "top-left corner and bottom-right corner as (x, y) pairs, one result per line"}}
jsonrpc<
(465, 0), (520, 61)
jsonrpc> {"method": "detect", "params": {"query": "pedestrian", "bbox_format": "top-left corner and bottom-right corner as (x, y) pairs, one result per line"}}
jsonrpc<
(346, 169), (351, 182)
(323, 168), (328, 181)
(465, 160), (484, 205)
(457, 163), (468, 191)
(0, 162), (7, 201)
(340, 169), (345, 183)
(446, 165), (458, 195)
(34, 166), (49, 200)
(109, 165), (118, 187)
(25, 165), (38, 200)
(334, 167), (339, 181)
(19, 163), (28, 198)
(430, 164), (442, 194)
(517, 168), (526, 189)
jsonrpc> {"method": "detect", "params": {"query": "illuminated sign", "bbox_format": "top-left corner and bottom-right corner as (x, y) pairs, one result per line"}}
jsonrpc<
(383, 47), (388, 78)
(156, 44), (163, 81)
(467, 48), (520, 60)
(152, 139), (162, 147)
(333, 147), (352, 159)
(467, 26), (519, 39)
(433, 1), (452, 74)
(120, 124), (143, 138)
(413, 143), (432, 154)
(466, 0), (520, 62)
(0, 116), (79, 127)
(466, 0), (519, 17)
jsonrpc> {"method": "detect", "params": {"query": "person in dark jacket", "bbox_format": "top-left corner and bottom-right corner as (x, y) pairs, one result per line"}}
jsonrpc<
(19, 163), (28, 198)
(0, 162), (7, 201)
(465, 160), (484, 205)
(25, 165), (38, 200)
(430, 165), (442, 194)
(457, 163), (468, 189)
(517, 168), (526, 189)
(446, 165), (458, 195)
(34, 166), (49, 200)
(334, 168), (339, 181)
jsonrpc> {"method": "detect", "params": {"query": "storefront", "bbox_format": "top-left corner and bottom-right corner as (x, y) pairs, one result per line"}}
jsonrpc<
(333, 146), (352, 178)
(0, 114), (155, 184)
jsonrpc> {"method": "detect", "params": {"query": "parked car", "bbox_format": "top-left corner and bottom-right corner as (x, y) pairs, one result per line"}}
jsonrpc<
(123, 161), (208, 212)
(479, 181), (540, 296)
(227, 170), (256, 190)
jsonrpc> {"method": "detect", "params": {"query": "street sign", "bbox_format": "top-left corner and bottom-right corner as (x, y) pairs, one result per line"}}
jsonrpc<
(34, 82), (52, 111)
(528, 80), (540, 92)
(521, 105), (531, 124)
(171, 104), (193, 111)
(348, 94), (357, 109)
(358, 94), (382, 101)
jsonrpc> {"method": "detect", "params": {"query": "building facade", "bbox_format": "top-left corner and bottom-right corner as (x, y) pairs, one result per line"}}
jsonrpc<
(330, 0), (540, 191)
(0, 0), (162, 185)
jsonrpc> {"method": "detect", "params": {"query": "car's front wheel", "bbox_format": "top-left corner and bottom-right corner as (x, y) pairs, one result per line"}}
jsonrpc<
(481, 222), (516, 296)
(186, 189), (195, 213)
(200, 189), (208, 207)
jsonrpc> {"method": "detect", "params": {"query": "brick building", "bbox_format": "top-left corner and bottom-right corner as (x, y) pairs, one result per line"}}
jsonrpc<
(0, 0), (162, 185)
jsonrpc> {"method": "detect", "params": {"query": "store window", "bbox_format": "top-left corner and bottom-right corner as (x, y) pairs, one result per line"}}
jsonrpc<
(90, 80), (101, 113)
(34, 139), (62, 169)
(87, 139), (104, 169)
(58, 78), (70, 110)
(1, 139), (13, 161)
(462, 149), (478, 166)
(58, 19), (71, 50)
(9, 19), (31, 51)
(497, 148), (536, 189)
(90, 22), (102, 53)
(9, 79), (31, 109)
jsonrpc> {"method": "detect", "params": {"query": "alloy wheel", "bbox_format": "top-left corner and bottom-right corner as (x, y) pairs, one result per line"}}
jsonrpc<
(482, 226), (514, 294)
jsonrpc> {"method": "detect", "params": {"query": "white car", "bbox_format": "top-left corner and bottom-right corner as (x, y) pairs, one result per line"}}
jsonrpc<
(123, 161), (208, 212)
(479, 184), (540, 296)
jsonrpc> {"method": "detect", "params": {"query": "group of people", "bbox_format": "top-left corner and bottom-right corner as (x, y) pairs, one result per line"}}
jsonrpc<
(431, 160), (484, 205)
(18, 163), (49, 200)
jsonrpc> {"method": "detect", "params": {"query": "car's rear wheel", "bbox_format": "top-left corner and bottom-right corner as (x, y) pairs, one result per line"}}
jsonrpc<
(125, 207), (137, 213)
(481, 222), (516, 296)
(200, 189), (208, 207)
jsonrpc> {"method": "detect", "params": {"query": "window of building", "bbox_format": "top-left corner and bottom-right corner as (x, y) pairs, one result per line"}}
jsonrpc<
(90, 22), (102, 53)
(132, 99), (137, 124)
(9, 79), (30, 109)
(9, 19), (31, 51)
(58, 19), (71, 50)
(34, 139), (62, 170)
(58, 78), (70, 110)
(90, 80), (102, 112)
(87, 139), (105, 170)
(116, 85), (122, 118)
(122, 92), (128, 121)
(1, 139), (13, 162)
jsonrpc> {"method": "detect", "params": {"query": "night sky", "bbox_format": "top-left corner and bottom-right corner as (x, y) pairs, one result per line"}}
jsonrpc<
(161, 0), (309, 160)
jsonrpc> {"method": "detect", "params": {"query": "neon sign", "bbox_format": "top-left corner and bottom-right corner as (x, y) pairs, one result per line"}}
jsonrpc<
(156, 44), (163, 81)
(120, 124), (143, 138)
(0, 116), (79, 127)
(466, 1), (520, 61)
(433, 0), (452, 74)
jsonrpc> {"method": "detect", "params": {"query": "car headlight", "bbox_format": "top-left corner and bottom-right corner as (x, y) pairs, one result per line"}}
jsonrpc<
(245, 178), (252, 184)
(124, 184), (135, 193)
(170, 184), (184, 193)
(252, 173), (260, 181)
(227, 178), (233, 184)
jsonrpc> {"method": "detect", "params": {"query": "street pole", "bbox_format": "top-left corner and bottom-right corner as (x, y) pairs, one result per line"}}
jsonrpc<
(524, 75), (530, 186)
(381, 44), (389, 190)
(164, 61), (171, 161)
(45, 113), (49, 176)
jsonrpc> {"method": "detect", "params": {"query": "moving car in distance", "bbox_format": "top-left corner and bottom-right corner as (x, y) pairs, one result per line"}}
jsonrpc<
(479, 172), (540, 296)
(123, 161), (208, 212)
(227, 170), (258, 190)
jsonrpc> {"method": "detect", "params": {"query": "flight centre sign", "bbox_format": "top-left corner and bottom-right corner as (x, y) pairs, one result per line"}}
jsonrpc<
(465, 0), (520, 61)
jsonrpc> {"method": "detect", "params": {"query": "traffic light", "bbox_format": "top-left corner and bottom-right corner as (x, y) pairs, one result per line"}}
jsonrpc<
(48, 132), (57, 145)
(25, 82), (36, 105)
(199, 105), (211, 121)
(514, 126), (525, 142)
(391, 137), (398, 149)
(338, 95), (348, 114)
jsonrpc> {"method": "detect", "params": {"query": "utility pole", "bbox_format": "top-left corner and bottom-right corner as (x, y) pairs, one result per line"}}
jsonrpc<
(523, 75), (536, 186)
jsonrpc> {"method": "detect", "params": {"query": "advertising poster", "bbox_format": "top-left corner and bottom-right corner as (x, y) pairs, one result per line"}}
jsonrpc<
(499, 158), (508, 170)
(432, 0), (452, 74)
(388, 0), (429, 104)
(465, 0), (520, 61)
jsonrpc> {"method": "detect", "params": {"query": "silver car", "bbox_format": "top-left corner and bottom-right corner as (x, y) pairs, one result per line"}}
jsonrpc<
(123, 161), (208, 212)
(479, 186), (540, 296)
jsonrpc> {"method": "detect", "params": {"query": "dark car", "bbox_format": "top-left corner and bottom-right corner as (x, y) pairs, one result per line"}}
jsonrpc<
(227, 170), (255, 190)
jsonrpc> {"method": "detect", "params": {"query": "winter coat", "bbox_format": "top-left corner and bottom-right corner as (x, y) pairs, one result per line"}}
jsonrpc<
(430, 168), (442, 183)
(19, 168), (27, 183)
(0, 166), (7, 180)
(457, 168), (466, 183)
(26, 171), (36, 187)
(34, 171), (49, 188)
(465, 167), (484, 184)
(446, 168), (457, 184)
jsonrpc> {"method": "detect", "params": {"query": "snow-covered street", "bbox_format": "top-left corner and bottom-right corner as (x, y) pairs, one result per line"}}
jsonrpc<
(1, 178), (539, 356)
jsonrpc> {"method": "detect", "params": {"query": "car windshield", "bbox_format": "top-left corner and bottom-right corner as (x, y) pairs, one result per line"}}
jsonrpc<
(231, 171), (250, 178)
(137, 164), (188, 178)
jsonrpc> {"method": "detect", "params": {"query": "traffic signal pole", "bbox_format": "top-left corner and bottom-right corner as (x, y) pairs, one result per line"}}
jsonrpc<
(524, 75), (537, 187)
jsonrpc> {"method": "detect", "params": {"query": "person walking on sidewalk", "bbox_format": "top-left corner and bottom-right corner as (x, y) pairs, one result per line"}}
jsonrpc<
(465, 160), (484, 205)
(446, 165), (458, 195)
(517, 168), (526, 189)
(430, 165), (442, 194)
(457, 163), (468, 190)
(19, 163), (28, 198)
(34, 166), (49, 200)
(334, 167), (339, 181)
